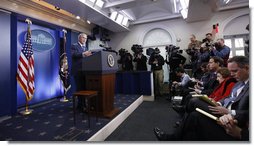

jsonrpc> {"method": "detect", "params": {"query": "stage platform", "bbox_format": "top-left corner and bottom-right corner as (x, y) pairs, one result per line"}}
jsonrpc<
(0, 94), (143, 141)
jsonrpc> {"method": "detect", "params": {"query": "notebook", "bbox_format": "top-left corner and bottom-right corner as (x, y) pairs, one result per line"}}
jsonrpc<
(192, 94), (217, 106)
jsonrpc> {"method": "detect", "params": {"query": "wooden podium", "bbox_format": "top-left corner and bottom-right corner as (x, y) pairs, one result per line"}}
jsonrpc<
(81, 51), (119, 118)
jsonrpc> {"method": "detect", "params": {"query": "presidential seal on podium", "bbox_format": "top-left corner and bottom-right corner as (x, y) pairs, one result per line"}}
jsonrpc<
(107, 54), (114, 67)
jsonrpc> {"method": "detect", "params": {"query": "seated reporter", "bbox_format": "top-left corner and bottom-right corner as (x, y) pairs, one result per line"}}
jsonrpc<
(170, 68), (191, 98)
(187, 56), (249, 118)
(191, 56), (223, 96)
(188, 62), (209, 87)
(154, 111), (249, 141)
(172, 68), (191, 87)
(173, 57), (222, 113)
(174, 67), (236, 114)
(154, 56), (249, 141)
(219, 114), (249, 140)
(208, 67), (237, 102)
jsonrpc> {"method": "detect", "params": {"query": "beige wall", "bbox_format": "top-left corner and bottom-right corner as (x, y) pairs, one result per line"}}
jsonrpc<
(109, 7), (249, 60)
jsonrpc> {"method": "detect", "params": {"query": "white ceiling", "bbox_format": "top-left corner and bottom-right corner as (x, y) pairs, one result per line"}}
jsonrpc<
(104, 0), (179, 24)
(43, 0), (249, 32)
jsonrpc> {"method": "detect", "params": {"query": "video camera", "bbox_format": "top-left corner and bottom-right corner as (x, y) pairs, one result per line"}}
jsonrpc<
(118, 48), (128, 57)
(202, 38), (220, 49)
(165, 45), (181, 55)
(118, 48), (128, 65)
(146, 47), (163, 56)
(201, 38), (212, 48)
(146, 48), (155, 56)
(131, 44), (143, 55)
(213, 42), (220, 49)
(117, 48), (133, 71)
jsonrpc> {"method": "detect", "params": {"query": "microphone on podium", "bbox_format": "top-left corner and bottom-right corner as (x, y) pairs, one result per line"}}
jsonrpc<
(99, 44), (117, 55)
(99, 44), (112, 50)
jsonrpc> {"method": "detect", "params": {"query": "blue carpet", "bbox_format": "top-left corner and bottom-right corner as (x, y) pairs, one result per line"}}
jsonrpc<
(0, 94), (140, 141)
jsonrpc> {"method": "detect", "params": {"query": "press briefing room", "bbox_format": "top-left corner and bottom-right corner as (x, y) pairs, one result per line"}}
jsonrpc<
(0, 0), (251, 142)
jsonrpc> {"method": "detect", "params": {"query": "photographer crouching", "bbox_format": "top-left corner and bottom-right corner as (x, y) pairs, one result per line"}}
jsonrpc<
(132, 44), (147, 71)
(148, 48), (165, 97)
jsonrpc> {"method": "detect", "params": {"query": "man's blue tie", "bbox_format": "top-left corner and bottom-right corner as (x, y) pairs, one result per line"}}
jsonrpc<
(223, 82), (245, 108)
(82, 45), (87, 51)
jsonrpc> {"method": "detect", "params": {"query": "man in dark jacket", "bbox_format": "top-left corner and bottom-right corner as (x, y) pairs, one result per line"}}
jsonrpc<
(71, 33), (92, 91)
(133, 51), (147, 71)
(148, 48), (165, 97)
(71, 33), (92, 109)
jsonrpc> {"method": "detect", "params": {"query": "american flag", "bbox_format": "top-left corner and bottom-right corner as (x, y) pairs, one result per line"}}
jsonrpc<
(17, 27), (35, 101)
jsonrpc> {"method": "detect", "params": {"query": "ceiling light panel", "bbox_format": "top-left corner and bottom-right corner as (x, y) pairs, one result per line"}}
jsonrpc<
(116, 14), (123, 24)
(110, 11), (118, 20)
(95, 0), (105, 8)
(122, 17), (129, 26)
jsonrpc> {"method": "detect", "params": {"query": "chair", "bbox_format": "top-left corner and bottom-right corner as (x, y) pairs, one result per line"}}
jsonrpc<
(72, 90), (98, 128)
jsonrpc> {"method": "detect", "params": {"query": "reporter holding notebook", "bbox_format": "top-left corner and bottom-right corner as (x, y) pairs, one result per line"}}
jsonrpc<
(154, 56), (249, 141)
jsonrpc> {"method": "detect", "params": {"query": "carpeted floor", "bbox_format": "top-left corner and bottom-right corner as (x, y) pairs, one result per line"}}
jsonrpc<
(106, 95), (181, 141)
(0, 94), (140, 141)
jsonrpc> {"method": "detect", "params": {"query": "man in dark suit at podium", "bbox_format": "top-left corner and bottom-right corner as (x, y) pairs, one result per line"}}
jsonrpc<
(71, 33), (92, 108)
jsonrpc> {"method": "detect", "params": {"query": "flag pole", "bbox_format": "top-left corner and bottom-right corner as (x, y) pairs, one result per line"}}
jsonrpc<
(20, 99), (33, 115)
(20, 18), (34, 115)
(60, 29), (69, 102)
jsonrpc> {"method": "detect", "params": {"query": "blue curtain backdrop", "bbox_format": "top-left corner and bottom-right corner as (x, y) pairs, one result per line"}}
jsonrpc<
(0, 11), (12, 116)
(17, 22), (62, 107)
(69, 31), (79, 95)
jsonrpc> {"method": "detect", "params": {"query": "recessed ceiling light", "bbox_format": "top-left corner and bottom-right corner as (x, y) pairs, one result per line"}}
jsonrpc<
(55, 6), (60, 10)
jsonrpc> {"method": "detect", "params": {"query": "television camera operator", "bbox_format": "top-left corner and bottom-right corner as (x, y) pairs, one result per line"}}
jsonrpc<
(165, 45), (186, 82)
(148, 48), (165, 97)
(132, 44), (147, 71)
(117, 48), (133, 71)
(185, 34), (201, 77)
